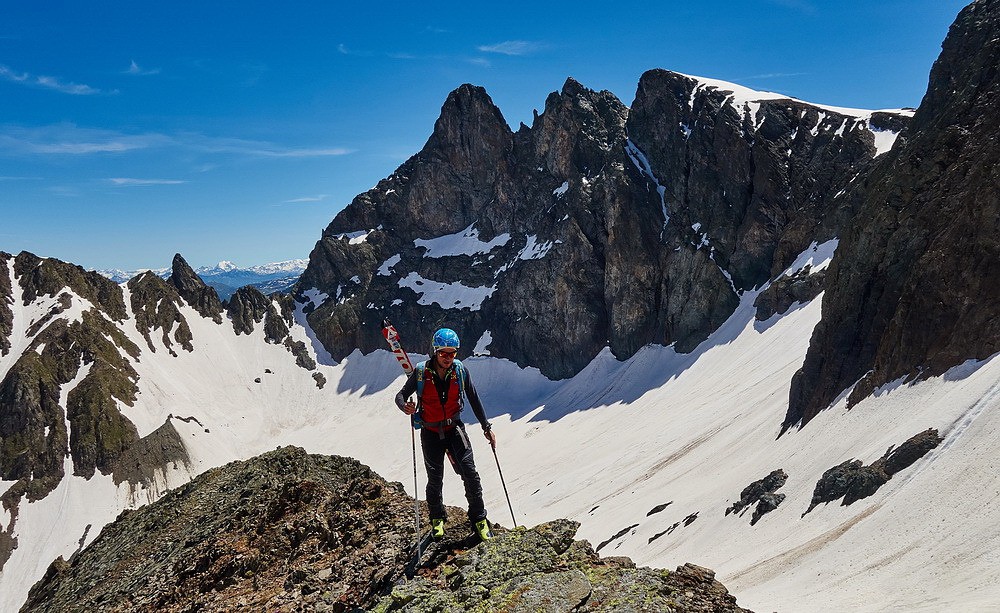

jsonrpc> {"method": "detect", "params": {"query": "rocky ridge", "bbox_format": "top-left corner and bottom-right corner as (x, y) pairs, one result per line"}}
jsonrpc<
(22, 446), (750, 613)
(300, 71), (908, 379)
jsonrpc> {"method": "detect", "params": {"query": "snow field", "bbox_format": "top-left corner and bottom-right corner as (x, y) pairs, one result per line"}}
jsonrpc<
(3, 248), (1000, 611)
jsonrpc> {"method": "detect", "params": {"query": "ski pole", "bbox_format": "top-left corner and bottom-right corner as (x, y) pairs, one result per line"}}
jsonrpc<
(412, 418), (421, 561)
(491, 440), (518, 528)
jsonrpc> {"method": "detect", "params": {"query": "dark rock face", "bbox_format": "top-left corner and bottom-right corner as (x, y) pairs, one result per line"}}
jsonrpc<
(227, 286), (289, 343)
(754, 268), (827, 321)
(169, 254), (223, 324)
(22, 447), (749, 613)
(882, 428), (943, 475)
(626, 70), (878, 290)
(311, 372), (326, 389)
(285, 337), (317, 370)
(804, 429), (942, 514)
(806, 459), (884, 513)
(301, 73), (902, 379)
(726, 469), (788, 525)
(787, 0), (1000, 429)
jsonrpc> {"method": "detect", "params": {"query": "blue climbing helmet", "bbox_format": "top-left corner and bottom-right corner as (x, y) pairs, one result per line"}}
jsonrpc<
(432, 328), (460, 353)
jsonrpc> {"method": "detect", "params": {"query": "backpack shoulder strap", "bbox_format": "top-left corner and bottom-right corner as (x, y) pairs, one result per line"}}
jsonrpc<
(453, 359), (466, 408)
(415, 361), (427, 406)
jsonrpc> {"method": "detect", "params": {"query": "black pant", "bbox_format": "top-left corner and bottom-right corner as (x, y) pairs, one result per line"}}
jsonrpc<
(421, 422), (486, 523)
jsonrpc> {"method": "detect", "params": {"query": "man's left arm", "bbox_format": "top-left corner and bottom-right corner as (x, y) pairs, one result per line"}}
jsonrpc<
(464, 369), (496, 446)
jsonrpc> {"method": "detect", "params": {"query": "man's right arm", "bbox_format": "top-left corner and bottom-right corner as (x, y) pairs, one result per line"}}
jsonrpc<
(395, 370), (419, 413)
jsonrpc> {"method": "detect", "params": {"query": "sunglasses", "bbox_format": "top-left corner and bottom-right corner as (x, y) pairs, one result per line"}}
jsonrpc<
(436, 349), (457, 357)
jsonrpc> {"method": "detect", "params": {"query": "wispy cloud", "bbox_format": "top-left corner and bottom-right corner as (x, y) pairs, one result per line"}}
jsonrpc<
(0, 64), (104, 95)
(283, 194), (328, 203)
(0, 126), (167, 154)
(467, 57), (491, 68)
(108, 178), (186, 186)
(124, 60), (161, 76)
(740, 72), (809, 80)
(476, 40), (545, 56)
(183, 134), (353, 157)
(0, 124), (353, 159)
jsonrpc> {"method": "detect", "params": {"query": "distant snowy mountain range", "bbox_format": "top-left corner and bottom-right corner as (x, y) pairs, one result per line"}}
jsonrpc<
(96, 259), (307, 300)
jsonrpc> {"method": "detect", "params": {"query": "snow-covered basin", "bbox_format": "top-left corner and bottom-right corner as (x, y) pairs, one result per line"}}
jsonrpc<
(2, 272), (1000, 611)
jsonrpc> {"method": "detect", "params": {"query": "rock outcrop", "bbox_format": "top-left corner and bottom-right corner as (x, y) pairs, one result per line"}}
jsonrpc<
(754, 267), (826, 321)
(1, 254), (142, 499)
(726, 469), (788, 525)
(804, 429), (942, 514)
(128, 271), (195, 356)
(14, 251), (127, 320)
(22, 447), (749, 613)
(786, 0), (1000, 429)
(300, 72), (906, 379)
(0, 253), (13, 356)
(227, 285), (290, 343)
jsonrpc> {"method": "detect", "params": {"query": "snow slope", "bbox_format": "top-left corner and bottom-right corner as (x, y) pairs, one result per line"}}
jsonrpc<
(3, 246), (1000, 611)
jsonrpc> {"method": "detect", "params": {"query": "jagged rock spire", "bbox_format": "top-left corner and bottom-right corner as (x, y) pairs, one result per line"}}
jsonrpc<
(169, 254), (223, 324)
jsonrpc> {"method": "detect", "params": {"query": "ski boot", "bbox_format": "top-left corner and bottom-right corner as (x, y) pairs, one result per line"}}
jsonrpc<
(474, 518), (494, 541)
(430, 518), (446, 540)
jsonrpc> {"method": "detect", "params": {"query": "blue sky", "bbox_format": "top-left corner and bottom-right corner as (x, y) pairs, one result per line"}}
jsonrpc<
(1, 0), (969, 271)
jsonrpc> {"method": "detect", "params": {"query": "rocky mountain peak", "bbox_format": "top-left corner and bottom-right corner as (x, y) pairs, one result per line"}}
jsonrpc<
(426, 83), (513, 174)
(531, 76), (629, 180)
(12, 251), (127, 321)
(560, 75), (586, 96)
(169, 253), (223, 324)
